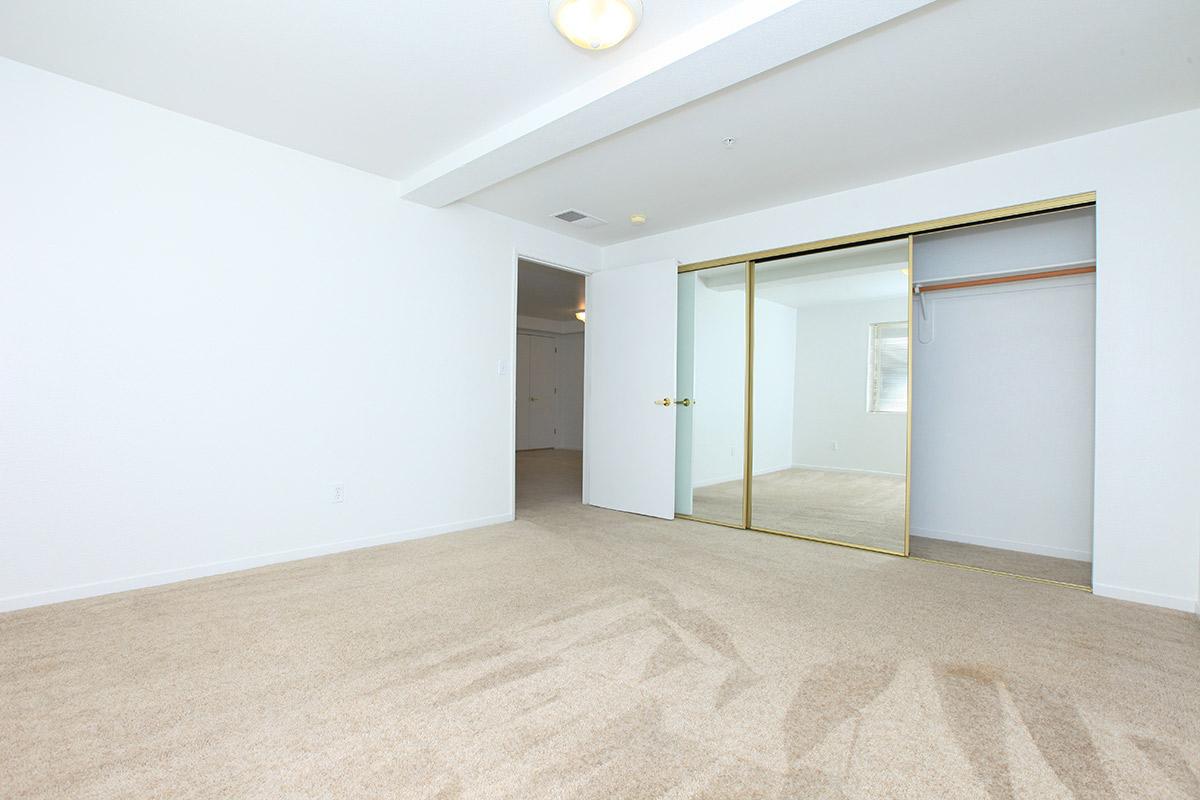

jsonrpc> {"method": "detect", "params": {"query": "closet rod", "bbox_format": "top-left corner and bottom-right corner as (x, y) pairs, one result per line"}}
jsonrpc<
(913, 264), (1095, 294)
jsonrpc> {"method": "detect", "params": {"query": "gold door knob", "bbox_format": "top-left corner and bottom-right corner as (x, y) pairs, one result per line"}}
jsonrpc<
(654, 397), (673, 407)
(529, 396), (537, 402)
(678, 398), (695, 407)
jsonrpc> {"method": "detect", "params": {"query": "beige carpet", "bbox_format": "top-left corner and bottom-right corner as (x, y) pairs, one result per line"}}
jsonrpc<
(693, 467), (906, 552)
(911, 535), (1093, 587)
(2, 449), (1198, 799)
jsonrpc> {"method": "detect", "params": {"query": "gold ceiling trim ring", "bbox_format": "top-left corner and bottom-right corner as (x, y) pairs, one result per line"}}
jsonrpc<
(677, 192), (1097, 273)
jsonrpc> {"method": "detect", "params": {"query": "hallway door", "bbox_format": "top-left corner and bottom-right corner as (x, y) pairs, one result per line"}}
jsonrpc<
(517, 333), (558, 450)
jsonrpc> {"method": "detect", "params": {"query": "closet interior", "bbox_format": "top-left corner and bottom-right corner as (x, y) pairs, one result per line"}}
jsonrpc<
(674, 198), (1096, 589)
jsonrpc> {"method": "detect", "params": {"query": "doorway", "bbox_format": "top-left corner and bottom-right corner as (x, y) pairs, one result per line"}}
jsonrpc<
(514, 258), (586, 514)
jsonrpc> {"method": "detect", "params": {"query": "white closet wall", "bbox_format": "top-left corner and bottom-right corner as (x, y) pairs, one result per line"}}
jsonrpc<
(910, 208), (1097, 562)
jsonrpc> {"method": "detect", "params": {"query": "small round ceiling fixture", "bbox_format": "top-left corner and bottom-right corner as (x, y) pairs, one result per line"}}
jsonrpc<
(550, 0), (644, 51)
(630, 213), (647, 225)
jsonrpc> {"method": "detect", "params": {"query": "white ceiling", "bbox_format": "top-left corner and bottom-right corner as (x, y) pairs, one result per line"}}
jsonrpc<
(469, 0), (1200, 244)
(0, 0), (743, 178)
(3, 0), (1197, 248)
(518, 259), (586, 322)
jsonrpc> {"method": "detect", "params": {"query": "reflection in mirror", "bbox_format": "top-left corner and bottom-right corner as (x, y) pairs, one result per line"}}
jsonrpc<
(751, 241), (909, 552)
(675, 263), (746, 526)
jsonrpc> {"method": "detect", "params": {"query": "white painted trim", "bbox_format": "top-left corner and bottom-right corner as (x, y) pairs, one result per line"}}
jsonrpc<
(1092, 583), (1198, 613)
(581, 273), (592, 506)
(690, 464), (793, 489)
(691, 474), (734, 489)
(0, 513), (515, 613)
(910, 525), (1091, 563)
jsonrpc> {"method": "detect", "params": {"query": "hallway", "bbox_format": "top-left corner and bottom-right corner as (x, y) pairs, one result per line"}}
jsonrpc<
(516, 448), (584, 518)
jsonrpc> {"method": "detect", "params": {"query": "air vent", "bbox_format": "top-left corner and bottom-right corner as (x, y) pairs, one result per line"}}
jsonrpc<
(552, 209), (607, 229)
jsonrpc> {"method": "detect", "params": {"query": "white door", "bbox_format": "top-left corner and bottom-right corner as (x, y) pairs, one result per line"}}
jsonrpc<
(516, 333), (532, 449)
(517, 333), (558, 450)
(527, 335), (558, 448)
(585, 259), (678, 519)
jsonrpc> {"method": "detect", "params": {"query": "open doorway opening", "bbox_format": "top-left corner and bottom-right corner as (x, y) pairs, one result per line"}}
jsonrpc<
(515, 258), (586, 515)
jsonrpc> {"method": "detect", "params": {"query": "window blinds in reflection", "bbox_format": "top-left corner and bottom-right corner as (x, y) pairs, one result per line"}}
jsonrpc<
(869, 322), (908, 414)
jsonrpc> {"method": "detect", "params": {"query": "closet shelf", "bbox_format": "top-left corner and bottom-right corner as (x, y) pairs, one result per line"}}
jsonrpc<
(912, 263), (1095, 294)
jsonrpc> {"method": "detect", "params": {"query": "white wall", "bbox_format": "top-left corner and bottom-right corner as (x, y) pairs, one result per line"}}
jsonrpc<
(791, 298), (908, 475)
(603, 108), (1200, 612)
(0, 58), (600, 611)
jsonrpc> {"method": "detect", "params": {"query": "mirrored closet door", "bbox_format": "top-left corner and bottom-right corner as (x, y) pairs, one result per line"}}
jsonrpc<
(750, 241), (910, 554)
(675, 262), (747, 527)
(672, 195), (1096, 586)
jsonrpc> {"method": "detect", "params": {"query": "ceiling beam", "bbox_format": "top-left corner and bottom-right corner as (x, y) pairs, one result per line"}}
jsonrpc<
(397, 0), (937, 208)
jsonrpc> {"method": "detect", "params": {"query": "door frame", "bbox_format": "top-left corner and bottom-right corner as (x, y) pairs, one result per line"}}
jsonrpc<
(510, 252), (593, 514)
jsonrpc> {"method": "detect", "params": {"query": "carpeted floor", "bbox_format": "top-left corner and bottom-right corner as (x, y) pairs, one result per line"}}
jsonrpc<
(692, 467), (906, 551)
(910, 536), (1093, 587)
(691, 468), (1092, 585)
(2, 449), (1198, 799)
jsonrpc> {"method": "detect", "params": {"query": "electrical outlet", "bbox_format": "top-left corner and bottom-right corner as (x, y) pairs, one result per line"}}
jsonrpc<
(831, 441), (839, 452)
(333, 484), (345, 504)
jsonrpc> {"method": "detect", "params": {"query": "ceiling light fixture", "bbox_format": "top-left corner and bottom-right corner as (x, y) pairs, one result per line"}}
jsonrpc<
(630, 213), (647, 225)
(550, 0), (643, 51)
(575, 310), (587, 322)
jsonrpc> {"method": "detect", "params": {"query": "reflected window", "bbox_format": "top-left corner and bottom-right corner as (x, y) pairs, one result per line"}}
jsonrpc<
(868, 321), (908, 414)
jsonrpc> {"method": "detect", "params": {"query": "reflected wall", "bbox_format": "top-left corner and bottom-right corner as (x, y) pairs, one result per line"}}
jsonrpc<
(675, 263), (746, 526)
(751, 241), (909, 553)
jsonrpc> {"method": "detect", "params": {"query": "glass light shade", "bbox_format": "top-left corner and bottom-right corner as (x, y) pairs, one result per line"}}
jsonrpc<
(550, 0), (643, 50)
(575, 310), (587, 322)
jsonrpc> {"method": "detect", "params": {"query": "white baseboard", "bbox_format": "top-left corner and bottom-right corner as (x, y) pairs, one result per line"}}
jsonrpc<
(0, 512), (515, 614)
(692, 464), (792, 489)
(1092, 583), (1199, 613)
(791, 463), (906, 478)
(910, 525), (1091, 563)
